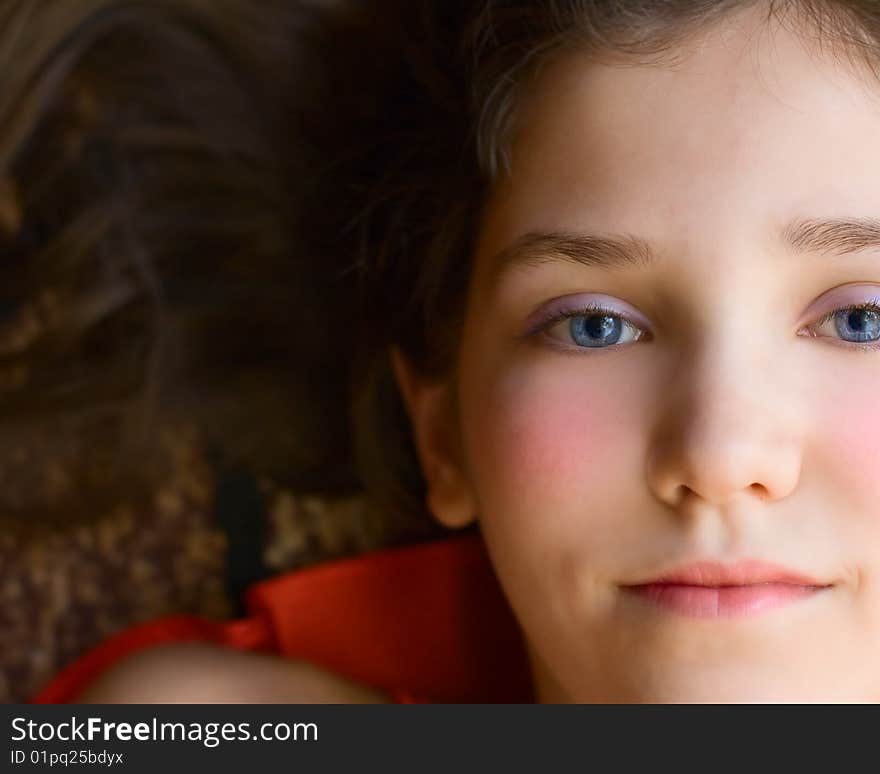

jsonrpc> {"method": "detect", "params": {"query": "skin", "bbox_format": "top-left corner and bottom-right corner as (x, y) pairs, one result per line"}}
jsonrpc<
(394, 4), (880, 701)
(75, 643), (389, 703)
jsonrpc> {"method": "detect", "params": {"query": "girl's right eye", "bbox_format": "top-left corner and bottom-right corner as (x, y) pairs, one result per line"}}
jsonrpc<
(809, 301), (880, 350)
(540, 303), (647, 351)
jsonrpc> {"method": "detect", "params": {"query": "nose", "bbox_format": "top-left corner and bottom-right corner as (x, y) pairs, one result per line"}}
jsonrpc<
(645, 345), (803, 515)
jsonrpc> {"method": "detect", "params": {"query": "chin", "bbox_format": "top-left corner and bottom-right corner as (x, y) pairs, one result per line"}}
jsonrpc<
(577, 663), (865, 704)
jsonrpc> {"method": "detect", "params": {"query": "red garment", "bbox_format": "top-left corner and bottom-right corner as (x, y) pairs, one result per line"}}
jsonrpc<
(31, 532), (535, 704)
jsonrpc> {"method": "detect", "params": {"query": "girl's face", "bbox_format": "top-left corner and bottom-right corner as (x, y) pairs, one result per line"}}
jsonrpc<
(395, 7), (880, 700)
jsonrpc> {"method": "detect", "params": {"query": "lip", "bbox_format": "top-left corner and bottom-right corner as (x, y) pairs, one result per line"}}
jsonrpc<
(621, 561), (833, 619)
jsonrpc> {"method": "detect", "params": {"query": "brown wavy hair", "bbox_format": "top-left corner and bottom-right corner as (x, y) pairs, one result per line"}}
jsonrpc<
(303, 0), (880, 531)
(0, 0), (361, 525)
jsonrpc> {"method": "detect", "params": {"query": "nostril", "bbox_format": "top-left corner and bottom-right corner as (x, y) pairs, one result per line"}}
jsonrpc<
(750, 483), (768, 499)
(674, 485), (694, 508)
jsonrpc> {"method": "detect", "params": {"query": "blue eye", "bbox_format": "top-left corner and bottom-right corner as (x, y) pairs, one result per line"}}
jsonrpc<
(812, 301), (880, 348)
(541, 303), (646, 350)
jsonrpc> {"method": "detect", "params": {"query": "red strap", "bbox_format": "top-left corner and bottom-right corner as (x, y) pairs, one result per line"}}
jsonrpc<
(387, 689), (430, 704)
(31, 534), (534, 704)
(243, 533), (533, 703)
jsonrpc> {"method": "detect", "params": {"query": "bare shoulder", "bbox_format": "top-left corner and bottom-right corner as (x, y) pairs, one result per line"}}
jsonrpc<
(74, 642), (390, 704)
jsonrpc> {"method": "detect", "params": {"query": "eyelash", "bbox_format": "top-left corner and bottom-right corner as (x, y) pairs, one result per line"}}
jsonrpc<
(533, 301), (639, 338)
(532, 298), (880, 354)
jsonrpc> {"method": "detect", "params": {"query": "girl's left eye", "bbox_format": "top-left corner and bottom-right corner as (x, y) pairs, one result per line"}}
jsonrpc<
(540, 303), (646, 350)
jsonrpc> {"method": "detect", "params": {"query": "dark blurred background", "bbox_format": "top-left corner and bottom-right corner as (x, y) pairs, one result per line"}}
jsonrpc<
(0, 0), (443, 703)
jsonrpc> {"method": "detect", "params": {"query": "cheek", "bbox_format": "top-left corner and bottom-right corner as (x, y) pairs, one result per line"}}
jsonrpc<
(459, 355), (643, 643)
(823, 400), (880, 504)
(461, 358), (625, 521)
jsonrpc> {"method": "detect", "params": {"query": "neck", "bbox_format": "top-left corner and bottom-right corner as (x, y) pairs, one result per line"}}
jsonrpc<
(525, 644), (575, 704)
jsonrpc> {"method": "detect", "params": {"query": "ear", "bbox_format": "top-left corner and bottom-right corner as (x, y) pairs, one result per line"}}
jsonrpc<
(390, 347), (477, 529)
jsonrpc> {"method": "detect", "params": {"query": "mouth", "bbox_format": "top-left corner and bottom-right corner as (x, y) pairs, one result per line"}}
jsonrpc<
(620, 560), (834, 619)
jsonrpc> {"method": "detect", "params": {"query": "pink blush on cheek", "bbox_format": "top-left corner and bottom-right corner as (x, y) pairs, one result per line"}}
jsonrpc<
(474, 369), (623, 498)
(822, 403), (880, 505)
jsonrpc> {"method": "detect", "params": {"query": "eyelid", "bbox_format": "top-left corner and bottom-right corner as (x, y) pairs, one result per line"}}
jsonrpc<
(523, 293), (650, 337)
(803, 284), (880, 319)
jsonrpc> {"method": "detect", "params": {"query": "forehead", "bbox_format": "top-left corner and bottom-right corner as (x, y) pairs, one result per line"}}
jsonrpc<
(473, 7), (880, 286)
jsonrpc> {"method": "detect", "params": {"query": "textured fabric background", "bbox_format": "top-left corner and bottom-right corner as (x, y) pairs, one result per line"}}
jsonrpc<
(0, 428), (442, 704)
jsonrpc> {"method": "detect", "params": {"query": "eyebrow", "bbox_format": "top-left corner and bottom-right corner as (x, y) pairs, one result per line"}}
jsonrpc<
(489, 217), (880, 283)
